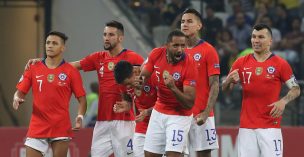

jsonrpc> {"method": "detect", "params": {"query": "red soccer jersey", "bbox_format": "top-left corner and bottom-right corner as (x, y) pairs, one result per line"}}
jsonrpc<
(185, 40), (220, 116)
(144, 47), (197, 116)
(134, 79), (157, 134)
(80, 49), (144, 121)
(16, 61), (85, 138)
(230, 54), (294, 128)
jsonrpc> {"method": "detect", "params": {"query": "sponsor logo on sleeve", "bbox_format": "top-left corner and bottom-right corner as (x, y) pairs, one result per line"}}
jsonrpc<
(214, 64), (220, 68)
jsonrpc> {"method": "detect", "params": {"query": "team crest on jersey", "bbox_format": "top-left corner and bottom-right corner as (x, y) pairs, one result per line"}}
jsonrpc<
(173, 72), (181, 81)
(19, 75), (24, 82)
(47, 74), (55, 82)
(108, 62), (115, 71)
(267, 66), (275, 74)
(193, 53), (202, 61)
(255, 67), (263, 76)
(58, 73), (67, 81)
(144, 85), (151, 92)
(163, 70), (170, 79)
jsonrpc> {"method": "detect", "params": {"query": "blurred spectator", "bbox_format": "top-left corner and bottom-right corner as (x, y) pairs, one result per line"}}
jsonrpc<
(203, 5), (223, 45)
(84, 82), (99, 127)
(272, 3), (292, 35)
(203, 0), (225, 12)
(228, 12), (252, 51)
(216, 29), (238, 77)
(161, 0), (190, 25)
(226, 2), (253, 26)
(279, 0), (301, 17)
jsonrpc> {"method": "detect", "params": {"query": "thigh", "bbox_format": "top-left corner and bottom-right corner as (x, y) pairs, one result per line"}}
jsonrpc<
(26, 146), (43, 157)
(189, 117), (219, 153)
(50, 140), (69, 157)
(24, 138), (49, 156)
(144, 110), (166, 155)
(165, 114), (192, 154)
(257, 128), (283, 157)
(237, 128), (260, 157)
(133, 133), (146, 157)
(91, 121), (113, 157)
(112, 120), (135, 157)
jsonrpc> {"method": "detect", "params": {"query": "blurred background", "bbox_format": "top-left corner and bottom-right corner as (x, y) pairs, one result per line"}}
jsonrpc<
(0, 0), (303, 156)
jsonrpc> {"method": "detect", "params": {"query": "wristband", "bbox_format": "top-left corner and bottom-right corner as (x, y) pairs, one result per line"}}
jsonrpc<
(77, 115), (84, 120)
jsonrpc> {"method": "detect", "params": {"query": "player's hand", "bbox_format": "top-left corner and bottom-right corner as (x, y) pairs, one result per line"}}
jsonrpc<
(227, 69), (239, 84)
(135, 109), (148, 122)
(12, 96), (25, 110)
(113, 100), (131, 113)
(72, 115), (83, 131)
(164, 74), (176, 90)
(195, 110), (209, 125)
(268, 100), (286, 118)
(25, 58), (42, 70)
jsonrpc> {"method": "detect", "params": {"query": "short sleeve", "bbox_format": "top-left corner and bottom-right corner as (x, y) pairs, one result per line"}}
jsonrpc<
(16, 67), (32, 94)
(280, 59), (294, 83)
(206, 46), (220, 76)
(143, 49), (159, 73)
(80, 52), (99, 72)
(183, 57), (198, 87)
(70, 68), (86, 98)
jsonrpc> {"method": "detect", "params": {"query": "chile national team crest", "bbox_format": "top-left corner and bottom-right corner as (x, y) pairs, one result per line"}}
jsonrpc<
(193, 53), (202, 61)
(144, 85), (151, 92)
(267, 66), (275, 74)
(173, 72), (181, 81)
(58, 73), (67, 81)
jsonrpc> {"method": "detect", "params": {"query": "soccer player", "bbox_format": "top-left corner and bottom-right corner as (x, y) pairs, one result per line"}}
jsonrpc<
(13, 31), (87, 157)
(181, 8), (220, 157)
(113, 60), (157, 157)
(138, 29), (197, 157)
(26, 20), (144, 157)
(222, 23), (301, 157)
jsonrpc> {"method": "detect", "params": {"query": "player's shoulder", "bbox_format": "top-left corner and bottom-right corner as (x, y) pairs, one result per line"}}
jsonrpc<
(149, 47), (166, 57)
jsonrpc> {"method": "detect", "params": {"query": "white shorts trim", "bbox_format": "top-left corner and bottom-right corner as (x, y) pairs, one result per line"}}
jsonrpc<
(238, 128), (283, 157)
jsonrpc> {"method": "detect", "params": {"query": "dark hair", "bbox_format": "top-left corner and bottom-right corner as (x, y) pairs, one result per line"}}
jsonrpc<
(253, 23), (272, 37)
(90, 82), (99, 93)
(106, 20), (124, 35)
(182, 8), (203, 24)
(114, 60), (133, 84)
(46, 31), (68, 44)
(167, 29), (186, 43)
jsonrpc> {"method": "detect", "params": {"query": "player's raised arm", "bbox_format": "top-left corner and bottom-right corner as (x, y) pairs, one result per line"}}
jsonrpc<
(70, 61), (82, 70)
(12, 90), (26, 110)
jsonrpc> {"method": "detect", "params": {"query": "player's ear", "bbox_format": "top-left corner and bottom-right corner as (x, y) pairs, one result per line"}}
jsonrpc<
(119, 35), (124, 42)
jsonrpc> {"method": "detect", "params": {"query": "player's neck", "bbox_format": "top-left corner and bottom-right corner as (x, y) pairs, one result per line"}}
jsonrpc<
(45, 55), (63, 69)
(253, 50), (272, 62)
(109, 45), (123, 57)
(186, 35), (200, 48)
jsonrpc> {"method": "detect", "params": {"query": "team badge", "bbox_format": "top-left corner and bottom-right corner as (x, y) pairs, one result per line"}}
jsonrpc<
(173, 72), (181, 81)
(58, 73), (67, 81)
(47, 74), (55, 82)
(144, 85), (151, 92)
(19, 75), (24, 82)
(267, 66), (275, 74)
(255, 67), (263, 76)
(163, 70), (170, 79)
(108, 62), (115, 71)
(193, 53), (202, 61)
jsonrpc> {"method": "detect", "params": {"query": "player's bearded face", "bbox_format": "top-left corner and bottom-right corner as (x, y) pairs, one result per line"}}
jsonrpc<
(103, 27), (121, 51)
(45, 35), (65, 58)
(167, 36), (186, 64)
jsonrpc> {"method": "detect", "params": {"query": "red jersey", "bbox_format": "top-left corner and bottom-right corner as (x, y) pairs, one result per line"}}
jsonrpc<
(134, 79), (157, 134)
(185, 40), (220, 116)
(144, 47), (197, 116)
(80, 49), (144, 121)
(16, 60), (85, 138)
(230, 54), (294, 128)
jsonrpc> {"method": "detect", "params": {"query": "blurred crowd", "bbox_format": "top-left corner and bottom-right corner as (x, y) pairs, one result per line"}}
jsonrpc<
(124, 0), (304, 79)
